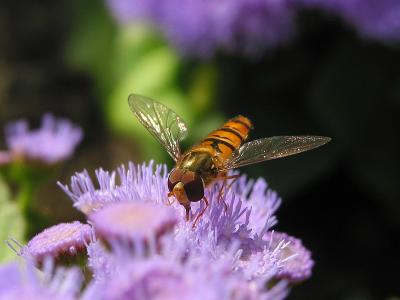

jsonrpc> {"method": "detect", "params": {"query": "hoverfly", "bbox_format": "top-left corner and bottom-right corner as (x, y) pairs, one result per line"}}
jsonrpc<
(129, 94), (331, 226)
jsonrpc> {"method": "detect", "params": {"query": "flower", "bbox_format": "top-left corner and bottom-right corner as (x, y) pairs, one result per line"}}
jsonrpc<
(57, 161), (313, 298)
(86, 241), (116, 284)
(21, 221), (93, 264)
(85, 244), (289, 300)
(89, 201), (178, 243)
(3, 113), (82, 165)
(298, 0), (400, 42)
(106, 0), (400, 58)
(0, 151), (11, 165)
(267, 231), (314, 282)
(0, 260), (82, 300)
(58, 162), (168, 214)
(106, 0), (297, 57)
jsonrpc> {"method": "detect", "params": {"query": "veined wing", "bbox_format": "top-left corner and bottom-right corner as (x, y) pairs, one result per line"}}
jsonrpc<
(128, 94), (188, 162)
(221, 136), (331, 170)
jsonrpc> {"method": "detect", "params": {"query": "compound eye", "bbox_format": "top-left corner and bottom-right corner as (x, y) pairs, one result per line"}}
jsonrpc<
(184, 175), (204, 202)
(168, 169), (183, 191)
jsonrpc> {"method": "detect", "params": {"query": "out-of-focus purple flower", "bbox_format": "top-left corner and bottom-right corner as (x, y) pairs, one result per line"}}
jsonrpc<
(3, 114), (82, 165)
(86, 245), (289, 300)
(298, 0), (400, 42)
(0, 151), (11, 165)
(86, 241), (116, 284)
(21, 221), (92, 264)
(267, 231), (314, 282)
(106, 0), (296, 57)
(106, 0), (400, 57)
(0, 260), (82, 300)
(89, 201), (178, 243)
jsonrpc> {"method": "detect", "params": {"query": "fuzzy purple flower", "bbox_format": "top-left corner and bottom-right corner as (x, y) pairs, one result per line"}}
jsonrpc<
(3, 114), (82, 165)
(84, 241), (289, 300)
(267, 231), (314, 282)
(21, 221), (92, 264)
(57, 161), (313, 298)
(89, 201), (178, 243)
(0, 260), (82, 300)
(58, 162), (168, 214)
(106, 0), (296, 57)
(298, 0), (400, 42)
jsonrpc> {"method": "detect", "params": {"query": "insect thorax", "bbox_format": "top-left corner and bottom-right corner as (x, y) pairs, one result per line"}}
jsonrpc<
(178, 151), (218, 186)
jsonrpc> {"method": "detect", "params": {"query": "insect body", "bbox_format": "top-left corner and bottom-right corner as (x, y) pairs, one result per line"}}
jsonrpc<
(129, 94), (331, 224)
(167, 116), (252, 220)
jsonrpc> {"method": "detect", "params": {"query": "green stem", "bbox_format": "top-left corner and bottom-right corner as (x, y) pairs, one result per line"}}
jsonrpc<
(16, 181), (38, 238)
(17, 181), (36, 217)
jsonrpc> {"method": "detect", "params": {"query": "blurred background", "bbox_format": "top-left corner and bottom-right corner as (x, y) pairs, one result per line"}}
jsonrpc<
(0, 0), (399, 299)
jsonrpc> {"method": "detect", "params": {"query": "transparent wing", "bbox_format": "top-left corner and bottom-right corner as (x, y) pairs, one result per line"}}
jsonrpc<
(221, 136), (331, 170)
(128, 94), (188, 161)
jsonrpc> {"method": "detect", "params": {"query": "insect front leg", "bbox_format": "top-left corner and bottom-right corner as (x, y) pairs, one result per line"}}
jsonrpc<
(167, 191), (175, 206)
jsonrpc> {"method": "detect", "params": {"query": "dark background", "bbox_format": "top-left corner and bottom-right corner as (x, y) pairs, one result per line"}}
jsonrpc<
(0, 1), (399, 299)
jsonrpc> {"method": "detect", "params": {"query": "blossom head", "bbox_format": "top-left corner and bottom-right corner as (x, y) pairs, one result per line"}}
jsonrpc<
(89, 201), (178, 244)
(107, 0), (296, 57)
(267, 231), (314, 282)
(3, 113), (82, 166)
(21, 221), (92, 265)
(298, 0), (400, 42)
(0, 260), (82, 300)
(54, 162), (314, 298)
(86, 246), (288, 300)
(58, 162), (169, 214)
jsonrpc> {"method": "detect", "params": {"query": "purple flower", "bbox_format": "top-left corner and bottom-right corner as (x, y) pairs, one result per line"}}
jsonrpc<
(21, 221), (92, 264)
(0, 260), (82, 300)
(3, 114), (82, 165)
(58, 161), (312, 297)
(89, 201), (178, 243)
(106, 0), (400, 57)
(106, 0), (296, 57)
(267, 231), (314, 282)
(0, 151), (11, 165)
(58, 162), (168, 214)
(86, 241), (116, 283)
(85, 246), (289, 300)
(298, 0), (400, 42)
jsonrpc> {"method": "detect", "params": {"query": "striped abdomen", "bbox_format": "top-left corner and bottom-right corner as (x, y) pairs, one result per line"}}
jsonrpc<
(196, 115), (253, 161)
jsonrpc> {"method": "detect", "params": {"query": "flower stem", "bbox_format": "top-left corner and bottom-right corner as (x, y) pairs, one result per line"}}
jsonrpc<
(16, 180), (44, 239)
(17, 180), (36, 218)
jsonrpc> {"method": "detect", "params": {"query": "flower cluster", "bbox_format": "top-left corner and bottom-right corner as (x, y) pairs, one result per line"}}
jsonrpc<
(298, 0), (400, 42)
(107, 0), (296, 57)
(0, 260), (82, 300)
(106, 0), (400, 57)
(7, 162), (314, 299)
(1, 114), (82, 166)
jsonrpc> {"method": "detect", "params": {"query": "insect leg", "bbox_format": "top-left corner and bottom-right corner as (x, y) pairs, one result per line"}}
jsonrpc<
(166, 191), (175, 206)
(217, 174), (240, 211)
(225, 175), (240, 191)
(185, 206), (191, 221)
(192, 196), (209, 228)
(217, 179), (227, 202)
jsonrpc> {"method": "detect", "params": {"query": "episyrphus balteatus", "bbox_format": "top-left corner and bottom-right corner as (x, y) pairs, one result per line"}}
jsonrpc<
(129, 94), (331, 226)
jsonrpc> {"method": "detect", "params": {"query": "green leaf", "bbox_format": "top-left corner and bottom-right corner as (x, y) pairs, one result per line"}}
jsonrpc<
(64, 0), (117, 96)
(0, 177), (25, 263)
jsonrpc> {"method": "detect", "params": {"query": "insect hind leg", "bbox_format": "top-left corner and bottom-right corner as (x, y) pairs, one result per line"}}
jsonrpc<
(192, 196), (209, 228)
(217, 174), (240, 211)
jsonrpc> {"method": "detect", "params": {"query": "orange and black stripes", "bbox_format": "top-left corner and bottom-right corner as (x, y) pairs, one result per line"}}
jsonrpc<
(196, 115), (253, 160)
